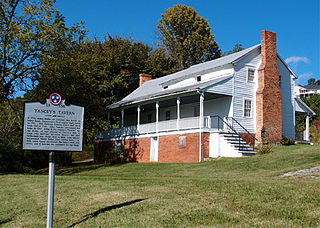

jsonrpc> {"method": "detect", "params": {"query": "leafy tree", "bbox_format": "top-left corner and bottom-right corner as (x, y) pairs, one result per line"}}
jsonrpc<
(308, 78), (316, 85)
(223, 43), (244, 56)
(316, 79), (320, 85)
(32, 35), (176, 143)
(156, 4), (221, 70)
(0, 0), (85, 103)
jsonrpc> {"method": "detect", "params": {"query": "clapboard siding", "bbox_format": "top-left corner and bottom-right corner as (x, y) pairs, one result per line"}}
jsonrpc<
(205, 76), (233, 96)
(278, 57), (295, 139)
(233, 47), (261, 133)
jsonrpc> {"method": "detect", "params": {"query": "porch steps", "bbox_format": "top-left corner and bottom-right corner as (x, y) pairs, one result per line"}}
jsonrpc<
(220, 132), (255, 156)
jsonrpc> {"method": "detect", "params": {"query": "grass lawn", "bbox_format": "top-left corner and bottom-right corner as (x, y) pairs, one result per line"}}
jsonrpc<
(1, 144), (320, 227)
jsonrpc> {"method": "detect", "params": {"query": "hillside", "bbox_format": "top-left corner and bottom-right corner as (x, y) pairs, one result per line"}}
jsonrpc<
(1, 144), (320, 227)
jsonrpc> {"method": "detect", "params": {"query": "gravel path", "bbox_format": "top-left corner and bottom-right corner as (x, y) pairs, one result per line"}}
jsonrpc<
(281, 166), (320, 179)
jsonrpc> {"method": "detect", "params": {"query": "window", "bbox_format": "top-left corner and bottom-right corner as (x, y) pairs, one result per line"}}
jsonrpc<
(165, 111), (170, 120)
(196, 76), (201, 82)
(247, 69), (255, 82)
(279, 74), (281, 88)
(244, 99), (252, 117)
(147, 114), (152, 123)
(163, 86), (168, 89)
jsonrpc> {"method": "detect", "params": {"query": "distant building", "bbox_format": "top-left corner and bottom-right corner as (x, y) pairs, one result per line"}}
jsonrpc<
(295, 84), (320, 98)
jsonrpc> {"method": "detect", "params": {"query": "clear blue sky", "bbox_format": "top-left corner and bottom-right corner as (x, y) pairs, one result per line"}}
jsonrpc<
(55, 0), (319, 85)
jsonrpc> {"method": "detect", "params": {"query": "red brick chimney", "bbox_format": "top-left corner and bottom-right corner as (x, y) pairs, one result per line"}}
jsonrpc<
(139, 73), (152, 87)
(256, 30), (282, 143)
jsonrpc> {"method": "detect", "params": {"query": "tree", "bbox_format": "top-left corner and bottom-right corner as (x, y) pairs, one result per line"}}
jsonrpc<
(308, 78), (316, 85)
(223, 43), (244, 56)
(156, 5), (221, 70)
(32, 35), (176, 143)
(0, 0), (85, 103)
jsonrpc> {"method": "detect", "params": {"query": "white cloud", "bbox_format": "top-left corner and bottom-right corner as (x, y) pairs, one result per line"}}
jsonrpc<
(298, 72), (314, 78)
(285, 56), (310, 64)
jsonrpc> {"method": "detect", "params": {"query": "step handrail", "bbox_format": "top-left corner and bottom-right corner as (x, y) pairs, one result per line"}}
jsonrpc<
(225, 117), (257, 147)
(209, 115), (245, 150)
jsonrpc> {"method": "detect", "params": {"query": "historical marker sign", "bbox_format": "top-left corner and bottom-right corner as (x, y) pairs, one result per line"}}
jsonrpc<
(22, 96), (84, 152)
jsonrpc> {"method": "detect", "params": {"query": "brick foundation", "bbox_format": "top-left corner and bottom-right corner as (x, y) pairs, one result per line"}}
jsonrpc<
(256, 30), (282, 143)
(94, 132), (210, 163)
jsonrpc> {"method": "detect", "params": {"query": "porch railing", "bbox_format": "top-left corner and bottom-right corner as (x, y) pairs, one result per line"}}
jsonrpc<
(95, 115), (256, 146)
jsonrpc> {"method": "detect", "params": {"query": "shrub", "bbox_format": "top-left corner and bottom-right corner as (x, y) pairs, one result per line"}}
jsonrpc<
(281, 136), (295, 145)
(257, 145), (273, 155)
(108, 146), (128, 164)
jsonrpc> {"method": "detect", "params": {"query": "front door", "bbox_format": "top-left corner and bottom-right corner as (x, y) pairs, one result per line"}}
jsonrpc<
(150, 137), (158, 162)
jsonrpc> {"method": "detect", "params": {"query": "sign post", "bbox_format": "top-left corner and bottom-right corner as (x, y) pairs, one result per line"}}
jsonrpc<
(47, 151), (55, 228)
(22, 93), (84, 228)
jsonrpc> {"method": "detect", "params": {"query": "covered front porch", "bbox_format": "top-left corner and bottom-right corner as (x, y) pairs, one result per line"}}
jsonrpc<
(96, 91), (233, 141)
(294, 97), (315, 142)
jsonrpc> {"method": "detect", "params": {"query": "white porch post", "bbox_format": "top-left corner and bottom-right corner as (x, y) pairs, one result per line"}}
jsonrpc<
(137, 106), (141, 131)
(199, 91), (204, 162)
(121, 109), (124, 128)
(177, 97), (180, 130)
(156, 102), (159, 132)
(199, 92), (204, 128)
(306, 114), (310, 141)
(107, 112), (110, 129)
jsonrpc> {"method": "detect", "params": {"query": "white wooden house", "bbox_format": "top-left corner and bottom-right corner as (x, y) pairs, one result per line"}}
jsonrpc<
(94, 30), (314, 163)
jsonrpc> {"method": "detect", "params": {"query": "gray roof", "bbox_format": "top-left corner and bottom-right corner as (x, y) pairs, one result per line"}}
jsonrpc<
(107, 75), (233, 109)
(303, 84), (320, 90)
(107, 44), (261, 110)
(294, 97), (315, 115)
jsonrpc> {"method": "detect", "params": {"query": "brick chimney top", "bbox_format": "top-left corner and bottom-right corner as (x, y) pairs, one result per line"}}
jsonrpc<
(139, 73), (152, 87)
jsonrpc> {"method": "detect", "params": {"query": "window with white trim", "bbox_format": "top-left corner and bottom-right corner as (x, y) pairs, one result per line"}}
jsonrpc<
(244, 99), (252, 117)
(247, 68), (255, 82)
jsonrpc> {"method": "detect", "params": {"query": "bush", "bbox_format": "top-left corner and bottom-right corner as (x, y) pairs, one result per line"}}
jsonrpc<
(0, 138), (23, 173)
(257, 145), (273, 155)
(281, 136), (295, 145)
(108, 146), (128, 164)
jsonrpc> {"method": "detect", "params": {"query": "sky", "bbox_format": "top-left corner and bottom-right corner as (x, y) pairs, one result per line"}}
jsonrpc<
(53, 0), (319, 85)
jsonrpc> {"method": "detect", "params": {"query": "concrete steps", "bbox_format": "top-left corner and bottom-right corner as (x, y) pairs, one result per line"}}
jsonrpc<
(220, 132), (255, 156)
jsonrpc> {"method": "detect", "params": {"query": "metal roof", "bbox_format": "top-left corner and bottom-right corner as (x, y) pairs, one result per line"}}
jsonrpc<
(107, 45), (261, 110)
(294, 97), (315, 115)
(107, 43), (298, 110)
(303, 84), (320, 90)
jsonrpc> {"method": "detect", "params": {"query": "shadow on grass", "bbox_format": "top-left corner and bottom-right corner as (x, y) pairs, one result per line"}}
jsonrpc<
(67, 198), (146, 227)
(0, 218), (12, 225)
(33, 163), (105, 175)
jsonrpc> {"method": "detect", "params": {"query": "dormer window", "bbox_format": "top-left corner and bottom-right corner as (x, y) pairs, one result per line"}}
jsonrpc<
(196, 76), (201, 82)
(247, 68), (255, 82)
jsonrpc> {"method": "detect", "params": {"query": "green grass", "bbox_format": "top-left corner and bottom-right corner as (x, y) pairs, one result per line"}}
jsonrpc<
(1, 144), (320, 227)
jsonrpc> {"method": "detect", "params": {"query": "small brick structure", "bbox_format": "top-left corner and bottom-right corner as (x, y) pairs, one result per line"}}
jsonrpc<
(139, 73), (152, 87)
(256, 30), (282, 143)
(94, 132), (210, 163)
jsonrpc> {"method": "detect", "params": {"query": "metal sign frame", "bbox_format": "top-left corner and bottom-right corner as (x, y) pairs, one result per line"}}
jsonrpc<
(22, 94), (84, 228)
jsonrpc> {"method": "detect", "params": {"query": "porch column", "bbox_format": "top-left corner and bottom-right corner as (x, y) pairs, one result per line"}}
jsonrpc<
(156, 102), (159, 132)
(137, 106), (140, 131)
(121, 109), (124, 128)
(199, 92), (204, 128)
(199, 91), (204, 162)
(177, 97), (180, 130)
(306, 114), (310, 141)
(107, 112), (110, 129)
